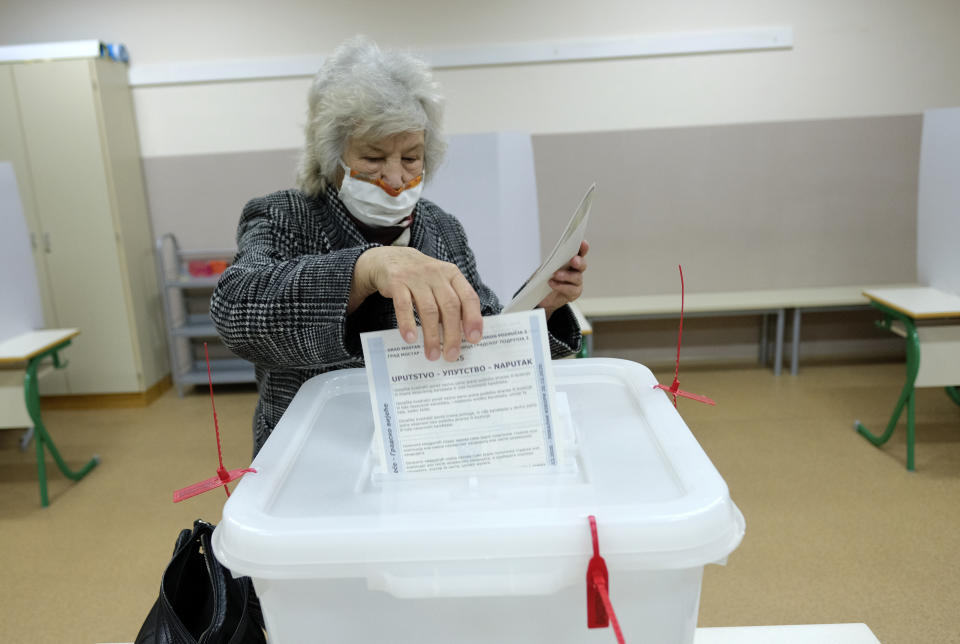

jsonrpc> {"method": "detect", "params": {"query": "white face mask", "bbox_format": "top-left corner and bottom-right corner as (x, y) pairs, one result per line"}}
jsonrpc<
(337, 160), (424, 228)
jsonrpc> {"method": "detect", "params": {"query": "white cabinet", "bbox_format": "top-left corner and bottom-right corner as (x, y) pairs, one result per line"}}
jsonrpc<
(0, 57), (167, 395)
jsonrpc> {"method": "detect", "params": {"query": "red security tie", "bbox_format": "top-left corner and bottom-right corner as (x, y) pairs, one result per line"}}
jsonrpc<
(173, 343), (256, 503)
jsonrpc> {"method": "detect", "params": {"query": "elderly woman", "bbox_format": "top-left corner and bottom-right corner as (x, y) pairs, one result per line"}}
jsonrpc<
(211, 37), (588, 454)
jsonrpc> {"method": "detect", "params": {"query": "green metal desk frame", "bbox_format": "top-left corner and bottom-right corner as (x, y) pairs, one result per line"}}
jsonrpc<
(855, 300), (960, 471)
(23, 338), (99, 506)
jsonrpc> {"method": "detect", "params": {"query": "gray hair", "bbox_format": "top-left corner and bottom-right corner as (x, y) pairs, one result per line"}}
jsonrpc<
(296, 36), (447, 196)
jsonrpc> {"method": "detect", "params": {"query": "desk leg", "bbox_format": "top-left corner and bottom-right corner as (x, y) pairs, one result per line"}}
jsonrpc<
(855, 308), (920, 471)
(791, 308), (801, 376)
(19, 426), (34, 451)
(24, 348), (100, 507)
(759, 314), (769, 366)
(946, 386), (960, 407)
(774, 309), (784, 376)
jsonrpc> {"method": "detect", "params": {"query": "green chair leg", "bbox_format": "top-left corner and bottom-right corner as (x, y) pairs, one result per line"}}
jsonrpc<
(855, 304), (920, 471)
(24, 345), (100, 507)
(946, 386), (960, 407)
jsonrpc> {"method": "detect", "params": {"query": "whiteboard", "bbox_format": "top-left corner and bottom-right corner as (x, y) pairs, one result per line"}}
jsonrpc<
(0, 162), (44, 339)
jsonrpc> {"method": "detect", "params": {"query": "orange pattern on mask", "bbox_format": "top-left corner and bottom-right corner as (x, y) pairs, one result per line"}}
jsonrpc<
(349, 171), (423, 197)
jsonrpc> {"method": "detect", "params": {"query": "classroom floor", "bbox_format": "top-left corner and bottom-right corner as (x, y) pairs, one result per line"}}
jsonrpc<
(1, 360), (958, 644)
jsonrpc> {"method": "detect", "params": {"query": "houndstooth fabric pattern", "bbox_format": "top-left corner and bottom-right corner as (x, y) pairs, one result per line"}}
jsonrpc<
(211, 187), (582, 454)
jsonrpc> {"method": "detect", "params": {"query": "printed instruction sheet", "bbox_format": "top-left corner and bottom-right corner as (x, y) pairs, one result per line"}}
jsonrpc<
(360, 310), (560, 475)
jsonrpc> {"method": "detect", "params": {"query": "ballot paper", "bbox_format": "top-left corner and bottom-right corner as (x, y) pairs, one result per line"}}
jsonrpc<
(360, 310), (560, 475)
(502, 183), (595, 313)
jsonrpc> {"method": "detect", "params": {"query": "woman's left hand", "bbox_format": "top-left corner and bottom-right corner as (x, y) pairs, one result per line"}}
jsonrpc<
(538, 240), (589, 318)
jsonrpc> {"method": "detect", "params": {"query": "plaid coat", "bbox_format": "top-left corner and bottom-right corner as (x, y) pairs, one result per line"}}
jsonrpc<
(211, 188), (582, 454)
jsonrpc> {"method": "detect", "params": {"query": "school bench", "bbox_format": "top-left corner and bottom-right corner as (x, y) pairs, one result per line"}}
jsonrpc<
(575, 285), (917, 375)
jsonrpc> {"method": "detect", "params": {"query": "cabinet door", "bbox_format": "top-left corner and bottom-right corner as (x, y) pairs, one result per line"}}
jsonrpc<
(92, 59), (168, 390)
(13, 60), (140, 393)
(0, 65), (69, 393)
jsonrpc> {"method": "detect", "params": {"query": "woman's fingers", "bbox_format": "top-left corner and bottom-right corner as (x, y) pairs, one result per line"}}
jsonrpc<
(550, 267), (584, 285)
(366, 247), (482, 361)
(391, 286), (418, 344)
(452, 272), (483, 344)
(536, 239), (591, 316)
(434, 282), (465, 361)
(410, 284), (443, 361)
(550, 279), (582, 299)
(549, 260), (586, 291)
(429, 267), (483, 361)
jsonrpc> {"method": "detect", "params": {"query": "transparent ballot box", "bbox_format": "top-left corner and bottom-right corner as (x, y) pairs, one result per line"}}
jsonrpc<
(213, 358), (745, 644)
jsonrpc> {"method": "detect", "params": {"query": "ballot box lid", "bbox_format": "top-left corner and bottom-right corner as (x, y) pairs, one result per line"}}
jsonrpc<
(213, 358), (744, 580)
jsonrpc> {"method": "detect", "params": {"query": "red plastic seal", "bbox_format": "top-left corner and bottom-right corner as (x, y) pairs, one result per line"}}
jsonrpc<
(652, 265), (716, 408)
(587, 515), (625, 643)
(172, 343), (256, 503)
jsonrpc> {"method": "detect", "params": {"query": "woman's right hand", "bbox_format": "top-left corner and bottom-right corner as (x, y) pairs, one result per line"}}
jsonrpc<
(350, 246), (484, 361)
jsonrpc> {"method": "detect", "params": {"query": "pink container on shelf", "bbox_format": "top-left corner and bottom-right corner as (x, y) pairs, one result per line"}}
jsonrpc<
(188, 260), (213, 277)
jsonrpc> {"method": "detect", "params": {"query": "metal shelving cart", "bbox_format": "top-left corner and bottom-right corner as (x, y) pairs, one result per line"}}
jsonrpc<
(155, 233), (256, 395)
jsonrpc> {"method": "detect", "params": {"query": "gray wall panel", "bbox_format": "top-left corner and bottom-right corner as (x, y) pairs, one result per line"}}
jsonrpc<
(533, 115), (922, 296)
(143, 115), (923, 302)
(143, 149), (300, 251)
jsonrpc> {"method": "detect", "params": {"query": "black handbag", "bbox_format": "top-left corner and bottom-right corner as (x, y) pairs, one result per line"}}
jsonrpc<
(135, 519), (266, 644)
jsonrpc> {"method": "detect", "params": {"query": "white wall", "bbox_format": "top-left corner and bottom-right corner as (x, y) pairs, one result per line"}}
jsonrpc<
(917, 108), (960, 296)
(0, 162), (43, 338)
(422, 133), (541, 304)
(2, 0), (959, 159)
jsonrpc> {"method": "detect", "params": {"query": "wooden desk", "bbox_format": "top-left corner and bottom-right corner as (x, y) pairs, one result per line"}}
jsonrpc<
(856, 287), (960, 470)
(0, 329), (99, 506)
(0, 328), (80, 365)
